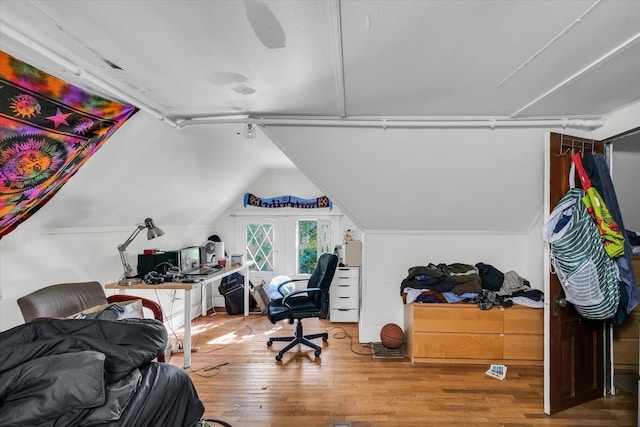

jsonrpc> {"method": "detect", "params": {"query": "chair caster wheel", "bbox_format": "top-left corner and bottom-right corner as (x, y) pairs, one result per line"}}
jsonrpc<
(322, 336), (328, 342)
(267, 340), (273, 347)
(275, 354), (283, 361)
(314, 349), (321, 357)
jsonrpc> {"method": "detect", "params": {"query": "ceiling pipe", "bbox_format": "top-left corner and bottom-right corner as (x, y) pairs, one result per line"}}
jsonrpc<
(0, 19), (610, 133)
(178, 116), (607, 130)
(0, 21), (179, 128)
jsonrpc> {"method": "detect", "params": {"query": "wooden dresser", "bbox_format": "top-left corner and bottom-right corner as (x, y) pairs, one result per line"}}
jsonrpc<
(613, 255), (640, 370)
(404, 303), (543, 366)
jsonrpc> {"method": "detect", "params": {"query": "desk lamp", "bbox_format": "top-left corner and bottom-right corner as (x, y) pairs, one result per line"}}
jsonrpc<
(118, 217), (164, 284)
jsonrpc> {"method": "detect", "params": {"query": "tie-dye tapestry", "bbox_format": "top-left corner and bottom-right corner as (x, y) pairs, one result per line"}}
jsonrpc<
(0, 51), (138, 238)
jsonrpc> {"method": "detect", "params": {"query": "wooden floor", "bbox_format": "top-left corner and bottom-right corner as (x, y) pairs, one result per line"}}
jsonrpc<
(168, 311), (637, 427)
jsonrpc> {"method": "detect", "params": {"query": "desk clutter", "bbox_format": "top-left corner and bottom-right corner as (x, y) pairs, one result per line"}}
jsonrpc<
(135, 236), (230, 284)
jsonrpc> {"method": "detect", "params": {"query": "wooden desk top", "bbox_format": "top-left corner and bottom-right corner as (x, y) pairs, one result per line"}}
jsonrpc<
(105, 261), (254, 290)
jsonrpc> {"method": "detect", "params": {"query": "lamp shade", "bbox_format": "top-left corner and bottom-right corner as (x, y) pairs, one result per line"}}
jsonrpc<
(144, 218), (164, 239)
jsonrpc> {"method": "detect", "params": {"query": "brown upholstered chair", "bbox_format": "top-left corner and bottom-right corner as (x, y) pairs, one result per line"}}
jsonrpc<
(17, 281), (165, 362)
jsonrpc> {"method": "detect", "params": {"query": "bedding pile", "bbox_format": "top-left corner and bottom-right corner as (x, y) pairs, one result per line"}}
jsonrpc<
(0, 318), (204, 426)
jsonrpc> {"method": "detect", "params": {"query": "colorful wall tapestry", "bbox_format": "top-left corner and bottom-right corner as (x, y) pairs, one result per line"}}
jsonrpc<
(244, 193), (332, 209)
(0, 51), (138, 238)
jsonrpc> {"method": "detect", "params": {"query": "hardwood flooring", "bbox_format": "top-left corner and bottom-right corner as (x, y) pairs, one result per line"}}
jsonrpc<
(168, 311), (636, 427)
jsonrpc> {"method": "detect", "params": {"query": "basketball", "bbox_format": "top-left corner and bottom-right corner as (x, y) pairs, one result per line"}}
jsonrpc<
(380, 323), (404, 349)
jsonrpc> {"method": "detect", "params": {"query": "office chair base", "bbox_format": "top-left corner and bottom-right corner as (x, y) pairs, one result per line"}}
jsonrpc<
(267, 319), (328, 361)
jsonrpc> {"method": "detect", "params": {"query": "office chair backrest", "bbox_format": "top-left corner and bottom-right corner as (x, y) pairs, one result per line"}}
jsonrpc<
(308, 253), (338, 307)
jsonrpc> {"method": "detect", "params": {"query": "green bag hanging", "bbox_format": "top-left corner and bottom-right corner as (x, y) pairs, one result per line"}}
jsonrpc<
(572, 153), (625, 258)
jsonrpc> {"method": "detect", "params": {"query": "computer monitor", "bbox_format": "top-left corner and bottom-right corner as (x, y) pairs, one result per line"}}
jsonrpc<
(179, 246), (201, 273)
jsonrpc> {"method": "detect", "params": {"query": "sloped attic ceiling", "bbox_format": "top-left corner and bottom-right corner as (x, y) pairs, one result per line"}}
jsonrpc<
(2, 0), (639, 121)
(1, 0), (639, 232)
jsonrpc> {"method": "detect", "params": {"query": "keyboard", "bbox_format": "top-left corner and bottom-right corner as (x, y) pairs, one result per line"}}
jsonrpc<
(184, 267), (217, 276)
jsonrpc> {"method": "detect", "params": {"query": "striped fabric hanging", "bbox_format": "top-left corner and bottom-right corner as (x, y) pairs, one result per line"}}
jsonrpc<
(542, 187), (620, 320)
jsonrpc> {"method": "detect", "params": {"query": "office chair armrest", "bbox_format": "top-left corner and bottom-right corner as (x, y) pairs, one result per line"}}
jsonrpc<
(282, 287), (324, 308)
(277, 278), (308, 297)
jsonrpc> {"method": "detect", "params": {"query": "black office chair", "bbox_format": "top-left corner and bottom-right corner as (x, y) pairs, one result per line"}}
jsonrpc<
(266, 253), (338, 361)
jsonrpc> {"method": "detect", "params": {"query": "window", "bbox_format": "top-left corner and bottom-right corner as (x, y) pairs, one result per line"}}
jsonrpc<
(245, 222), (274, 272)
(297, 219), (317, 274)
(297, 218), (332, 274)
(235, 215), (337, 283)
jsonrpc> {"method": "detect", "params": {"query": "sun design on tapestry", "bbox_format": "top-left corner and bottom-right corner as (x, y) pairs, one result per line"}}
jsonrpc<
(0, 134), (67, 195)
(9, 94), (42, 119)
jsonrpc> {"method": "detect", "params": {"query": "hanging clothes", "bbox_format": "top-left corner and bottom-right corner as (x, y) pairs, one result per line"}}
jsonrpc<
(571, 153), (625, 258)
(584, 153), (640, 316)
(542, 187), (620, 320)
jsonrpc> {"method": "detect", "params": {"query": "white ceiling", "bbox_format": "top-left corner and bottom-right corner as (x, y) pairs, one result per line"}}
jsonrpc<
(2, 0), (639, 123)
(1, 0), (639, 232)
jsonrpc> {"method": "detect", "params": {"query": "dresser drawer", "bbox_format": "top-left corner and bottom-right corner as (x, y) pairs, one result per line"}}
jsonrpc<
(412, 332), (503, 359)
(331, 294), (358, 309)
(333, 267), (359, 281)
(412, 304), (503, 333)
(332, 281), (358, 298)
(503, 334), (543, 360)
(503, 307), (543, 335)
(330, 267), (360, 323)
(405, 303), (543, 365)
(330, 308), (359, 322)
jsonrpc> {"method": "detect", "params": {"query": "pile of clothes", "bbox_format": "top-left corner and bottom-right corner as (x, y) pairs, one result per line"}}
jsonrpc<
(400, 262), (543, 309)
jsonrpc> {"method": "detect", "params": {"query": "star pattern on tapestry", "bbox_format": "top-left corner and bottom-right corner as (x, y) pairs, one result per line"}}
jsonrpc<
(0, 51), (138, 238)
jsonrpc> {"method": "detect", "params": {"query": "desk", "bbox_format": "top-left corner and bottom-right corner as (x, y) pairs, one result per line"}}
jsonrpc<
(106, 262), (254, 368)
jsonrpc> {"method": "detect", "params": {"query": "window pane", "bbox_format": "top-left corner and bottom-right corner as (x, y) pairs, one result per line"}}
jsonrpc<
(297, 219), (317, 274)
(246, 223), (274, 272)
(318, 219), (332, 254)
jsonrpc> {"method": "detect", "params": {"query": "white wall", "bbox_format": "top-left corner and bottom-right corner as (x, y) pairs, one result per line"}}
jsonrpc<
(2, 97), (637, 335)
(0, 168), (359, 331)
(207, 169), (361, 305)
(612, 141), (640, 232)
(0, 223), (217, 331)
(359, 232), (533, 342)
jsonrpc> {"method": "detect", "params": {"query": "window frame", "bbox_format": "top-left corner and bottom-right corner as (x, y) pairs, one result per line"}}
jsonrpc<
(234, 212), (340, 286)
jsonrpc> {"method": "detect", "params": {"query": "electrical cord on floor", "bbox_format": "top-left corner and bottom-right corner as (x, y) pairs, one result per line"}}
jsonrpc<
(324, 324), (373, 356)
(188, 362), (229, 378)
(157, 289), (185, 350)
(199, 417), (233, 427)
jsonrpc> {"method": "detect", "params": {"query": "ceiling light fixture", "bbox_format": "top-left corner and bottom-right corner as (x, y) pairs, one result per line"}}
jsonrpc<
(244, 123), (256, 139)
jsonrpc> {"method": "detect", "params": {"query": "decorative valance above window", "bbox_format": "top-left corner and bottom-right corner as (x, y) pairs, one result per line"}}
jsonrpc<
(0, 51), (138, 238)
(244, 193), (332, 210)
